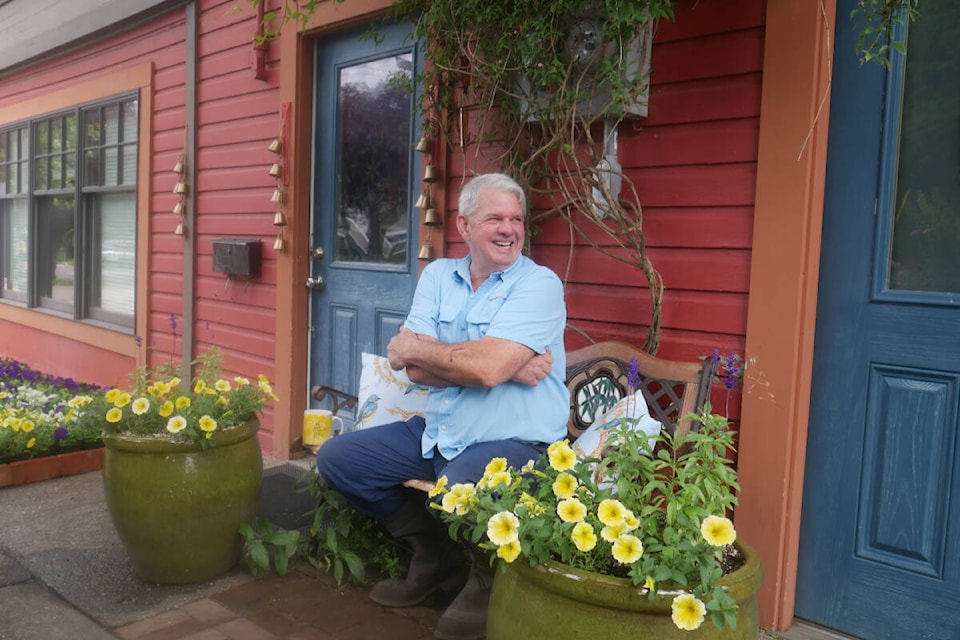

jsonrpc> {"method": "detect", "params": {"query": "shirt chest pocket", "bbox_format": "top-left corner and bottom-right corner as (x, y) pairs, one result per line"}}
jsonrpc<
(437, 293), (508, 342)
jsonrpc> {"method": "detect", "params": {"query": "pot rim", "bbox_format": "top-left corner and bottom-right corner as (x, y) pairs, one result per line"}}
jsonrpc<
(507, 539), (763, 613)
(102, 417), (259, 453)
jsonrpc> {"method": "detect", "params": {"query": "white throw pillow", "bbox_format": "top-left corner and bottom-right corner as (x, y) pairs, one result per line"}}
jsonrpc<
(354, 353), (429, 429)
(573, 389), (661, 460)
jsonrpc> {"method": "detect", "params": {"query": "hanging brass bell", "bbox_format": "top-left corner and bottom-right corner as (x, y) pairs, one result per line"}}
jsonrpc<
(172, 158), (185, 175)
(414, 192), (430, 209)
(173, 181), (187, 195)
(268, 138), (282, 154)
(174, 221), (185, 236)
(273, 234), (285, 251)
(271, 188), (283, 203)
(423, 163), (440, 182)
(417, 243), (434, 260)
(268, 163), (282, 178)
(415, 136), (431, 153)
(424, 208), (442, 226)
(273, 211), (287, 226)
(173, 201), (184, 216)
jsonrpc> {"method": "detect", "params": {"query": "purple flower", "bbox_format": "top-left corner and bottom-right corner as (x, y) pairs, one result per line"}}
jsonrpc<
(626, 356), (641, 390)
(54, 427), (69, 441)
(134, 335), (143, 348)
(169, 313), (178, 332)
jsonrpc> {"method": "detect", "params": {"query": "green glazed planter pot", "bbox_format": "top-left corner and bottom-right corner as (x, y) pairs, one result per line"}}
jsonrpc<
(487, 540), (763, 640)
(102, 419), (263, 585)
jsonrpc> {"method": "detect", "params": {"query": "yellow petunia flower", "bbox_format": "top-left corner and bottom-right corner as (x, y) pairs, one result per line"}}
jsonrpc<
(115, 392), (131, 408)
(21, 420), (35, 433)
(131, 397), (150, 415)
(194, 380), (207, 394)
(547, 440), (576, 472)
(154, 381), (171, 395)
(429, 475), (448, 498)
(497, 539), (522, 563)
(486, 470), (512, 488)
(441, 483), (476, 515)
(700, 515), (737, 547)
(105, 388), (120, 403)
(106, 408), (123, 423)
(571, 521), (597, 552)
(158, 401), (175, 417)
(166, 416), (187, 434)
(557, 497), (587, 523)
(234, 376), (251, 386)
(552, 472), (578, 499)
(597, 498), (627, 527)
(175, 396), (191, 410)
(199, 415), (218, 432)
(487, 511), (520, 546)
(671, 594), (706, 631)
(612, 534), (643, 565)
(215, 379), (231, 393)
(644, 576), (656, 591)
(484, 457), (507, 475)
(601, 522), (628, 543)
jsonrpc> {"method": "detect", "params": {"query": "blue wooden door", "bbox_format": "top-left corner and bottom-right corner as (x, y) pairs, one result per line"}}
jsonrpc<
(796, 3), (960, 639)
(309, 22), (422, 417)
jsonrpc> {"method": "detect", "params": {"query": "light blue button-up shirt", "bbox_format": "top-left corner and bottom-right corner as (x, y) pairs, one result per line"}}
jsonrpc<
(403, 254), (569, 460)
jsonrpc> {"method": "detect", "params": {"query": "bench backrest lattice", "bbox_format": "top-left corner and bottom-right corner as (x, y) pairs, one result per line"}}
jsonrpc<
(565, 341), (713, 441)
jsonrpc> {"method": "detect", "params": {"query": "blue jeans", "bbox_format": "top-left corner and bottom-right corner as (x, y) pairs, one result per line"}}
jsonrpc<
(315, 416), (547, 520)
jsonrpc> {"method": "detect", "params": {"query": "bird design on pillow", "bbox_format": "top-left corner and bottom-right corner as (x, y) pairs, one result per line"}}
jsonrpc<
(355, 394), (380, 427)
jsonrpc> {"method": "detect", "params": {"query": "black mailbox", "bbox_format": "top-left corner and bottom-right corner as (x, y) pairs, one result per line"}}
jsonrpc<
(212, 238), (261, 277)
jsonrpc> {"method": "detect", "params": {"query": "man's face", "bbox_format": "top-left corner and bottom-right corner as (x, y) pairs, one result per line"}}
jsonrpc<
(457, 188), (525, 276)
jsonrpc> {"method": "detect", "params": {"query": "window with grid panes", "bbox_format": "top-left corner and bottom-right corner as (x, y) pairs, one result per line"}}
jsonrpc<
(0, 94), (137, 329)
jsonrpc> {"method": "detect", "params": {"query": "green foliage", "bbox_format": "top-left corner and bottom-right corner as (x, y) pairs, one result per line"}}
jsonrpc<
(239, 468), (409, 586)
(433, 405), (742, 631)
(239, 518), (303, 577)
(851, 0), (921, 67)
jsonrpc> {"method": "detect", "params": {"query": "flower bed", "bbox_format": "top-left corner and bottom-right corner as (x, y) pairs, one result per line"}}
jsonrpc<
(0, 358), (105, 485)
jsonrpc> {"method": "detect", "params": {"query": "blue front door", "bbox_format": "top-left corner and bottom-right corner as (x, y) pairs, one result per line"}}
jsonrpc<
(308, 22), (422, 418)
(796, 3), (960, 638)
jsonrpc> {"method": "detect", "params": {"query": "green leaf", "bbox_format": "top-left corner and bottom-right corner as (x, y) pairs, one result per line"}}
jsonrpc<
(249, 541), (270, 570)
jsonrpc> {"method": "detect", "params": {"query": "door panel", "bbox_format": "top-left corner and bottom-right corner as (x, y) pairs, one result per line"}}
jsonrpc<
(309, 22), (421, 424)
(797, 3), (960, 638)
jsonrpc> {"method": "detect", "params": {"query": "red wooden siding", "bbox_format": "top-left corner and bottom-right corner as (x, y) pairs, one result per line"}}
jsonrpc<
(442, 0), (762, 380)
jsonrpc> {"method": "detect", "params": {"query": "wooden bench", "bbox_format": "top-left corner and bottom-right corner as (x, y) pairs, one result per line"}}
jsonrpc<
(310, 341), (714, 490)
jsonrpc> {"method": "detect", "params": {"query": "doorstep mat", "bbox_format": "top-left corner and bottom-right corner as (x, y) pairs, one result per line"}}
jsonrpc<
(257, 462), (317, 532)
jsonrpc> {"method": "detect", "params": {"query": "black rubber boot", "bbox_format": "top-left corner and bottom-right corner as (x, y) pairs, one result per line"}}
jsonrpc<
(434, 553), (494, 640)
(370, 499), (467, 607)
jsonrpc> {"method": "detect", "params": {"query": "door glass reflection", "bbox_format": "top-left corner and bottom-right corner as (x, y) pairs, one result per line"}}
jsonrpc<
(335, 54), (413, 265)
(888, 5), (960, 293)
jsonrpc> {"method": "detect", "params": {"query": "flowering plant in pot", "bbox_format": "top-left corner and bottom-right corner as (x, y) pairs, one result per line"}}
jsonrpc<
(76, 317), (279, 584)
(76, 341), (277, 448)
(431, 359), (753, 634)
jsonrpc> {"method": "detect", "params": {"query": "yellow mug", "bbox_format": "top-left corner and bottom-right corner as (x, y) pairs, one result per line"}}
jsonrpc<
(302, 409), (344, 450)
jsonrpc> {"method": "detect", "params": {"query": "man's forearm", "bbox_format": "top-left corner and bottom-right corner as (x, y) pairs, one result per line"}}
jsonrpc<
(388, 328), (533, 388)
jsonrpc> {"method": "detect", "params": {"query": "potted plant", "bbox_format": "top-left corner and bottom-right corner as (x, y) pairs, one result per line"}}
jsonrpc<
(430, 372), (761, 639)
(77, 344), (277, 585)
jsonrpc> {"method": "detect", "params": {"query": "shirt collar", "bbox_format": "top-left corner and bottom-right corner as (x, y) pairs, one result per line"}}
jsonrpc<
(454, 255), (526, 286)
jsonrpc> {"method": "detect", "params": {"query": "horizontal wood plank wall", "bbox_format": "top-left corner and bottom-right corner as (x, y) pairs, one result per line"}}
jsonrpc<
(0, 1), (281, 440)
(441, 0), (763, 419)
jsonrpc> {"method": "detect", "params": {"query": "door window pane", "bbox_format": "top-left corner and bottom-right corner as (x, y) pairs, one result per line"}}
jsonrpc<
(335, 54), (413, 264)
(888, 5), (960, 292)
